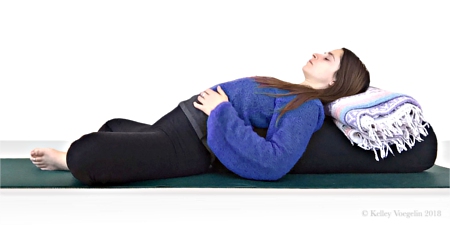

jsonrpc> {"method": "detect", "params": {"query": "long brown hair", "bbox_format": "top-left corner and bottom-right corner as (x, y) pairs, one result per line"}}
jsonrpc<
(253, 48), (370, 121)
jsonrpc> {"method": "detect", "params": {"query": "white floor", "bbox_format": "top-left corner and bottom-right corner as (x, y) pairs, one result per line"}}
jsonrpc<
(0, 188), (449, 224)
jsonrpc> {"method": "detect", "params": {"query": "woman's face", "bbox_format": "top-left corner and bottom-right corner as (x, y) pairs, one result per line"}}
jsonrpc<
(302, 49), (344, 89)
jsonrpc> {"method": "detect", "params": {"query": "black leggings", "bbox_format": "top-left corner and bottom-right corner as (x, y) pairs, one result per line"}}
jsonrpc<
(66, 106), (211, 185)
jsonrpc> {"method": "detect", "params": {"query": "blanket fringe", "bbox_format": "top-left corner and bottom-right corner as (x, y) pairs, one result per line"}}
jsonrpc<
(342, 104), (429, 161)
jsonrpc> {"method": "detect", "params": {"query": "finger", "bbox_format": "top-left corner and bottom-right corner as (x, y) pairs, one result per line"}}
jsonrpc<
(204, 88), (216, 95)
(193, 101), (204, 110)
(217, 86), (225, 95)
(197, 95), (205, 103)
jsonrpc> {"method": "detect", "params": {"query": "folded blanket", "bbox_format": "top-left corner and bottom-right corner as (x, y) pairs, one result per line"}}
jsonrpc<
(324, 86), (429, 161)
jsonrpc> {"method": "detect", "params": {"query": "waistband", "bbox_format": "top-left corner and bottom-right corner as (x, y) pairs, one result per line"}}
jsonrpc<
(178, 95), (216, 165)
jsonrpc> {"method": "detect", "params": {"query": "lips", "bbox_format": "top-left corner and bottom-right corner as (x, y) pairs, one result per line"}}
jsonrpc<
(308, 60), (313, 65)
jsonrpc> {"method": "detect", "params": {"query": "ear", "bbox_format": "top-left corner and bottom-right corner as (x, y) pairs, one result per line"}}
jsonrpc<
(329, 75), (337, 86)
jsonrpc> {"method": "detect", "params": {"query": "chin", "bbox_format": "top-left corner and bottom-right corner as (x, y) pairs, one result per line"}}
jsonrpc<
(301, 66), (309, 75)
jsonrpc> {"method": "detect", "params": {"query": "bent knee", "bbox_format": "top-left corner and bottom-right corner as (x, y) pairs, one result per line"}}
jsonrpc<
(98, 118), (125, 132)
(66, 132), (102, 185)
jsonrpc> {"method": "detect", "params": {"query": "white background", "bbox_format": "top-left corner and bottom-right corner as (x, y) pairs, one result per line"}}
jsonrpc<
(1, 0), (449, 224)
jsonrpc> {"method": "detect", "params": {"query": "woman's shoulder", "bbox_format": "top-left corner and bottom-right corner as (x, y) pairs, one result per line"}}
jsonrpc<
(299, 99), (325, 129)
(305, 98), (324, 108)
(297, 98), (324, 116)
(275, 93), (323, 107)
(275, 97), (324, 123)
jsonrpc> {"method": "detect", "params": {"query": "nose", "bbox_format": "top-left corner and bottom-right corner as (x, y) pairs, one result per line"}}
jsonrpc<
(312, 52), (326, 60)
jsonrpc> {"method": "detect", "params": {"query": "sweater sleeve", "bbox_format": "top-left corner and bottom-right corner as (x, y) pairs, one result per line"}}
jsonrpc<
(206, 99), (324, 181)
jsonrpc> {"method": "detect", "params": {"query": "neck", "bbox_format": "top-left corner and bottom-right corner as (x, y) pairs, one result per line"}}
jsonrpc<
(300, 80), (326, 90)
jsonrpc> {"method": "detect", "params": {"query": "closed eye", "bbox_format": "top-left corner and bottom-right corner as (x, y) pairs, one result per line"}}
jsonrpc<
(323, 52), (330, 61)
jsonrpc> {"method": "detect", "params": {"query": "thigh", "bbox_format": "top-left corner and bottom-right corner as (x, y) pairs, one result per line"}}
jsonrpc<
(98, 104), (192, 133)
(98, 118), (154, 132)
(67, 107), (211, 185)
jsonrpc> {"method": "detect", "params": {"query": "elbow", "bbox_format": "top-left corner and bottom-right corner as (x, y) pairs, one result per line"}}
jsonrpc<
(255, 160), (290, 181)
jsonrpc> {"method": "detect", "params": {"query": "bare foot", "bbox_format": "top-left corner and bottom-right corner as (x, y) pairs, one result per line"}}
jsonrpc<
(30, 148), (69, 171)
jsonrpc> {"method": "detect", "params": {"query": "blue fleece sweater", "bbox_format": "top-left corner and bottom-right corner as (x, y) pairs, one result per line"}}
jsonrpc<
(206, 77), (325, 181)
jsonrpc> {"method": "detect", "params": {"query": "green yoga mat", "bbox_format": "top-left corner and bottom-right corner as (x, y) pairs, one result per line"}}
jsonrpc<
(1, 158), (449, 189)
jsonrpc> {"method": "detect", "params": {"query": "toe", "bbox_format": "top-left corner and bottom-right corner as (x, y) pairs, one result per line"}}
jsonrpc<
(38, 165), (47, 170)
(31, 148), (45, 157)
(30, 155), (43, 163)
(34, 148), (44, 156)
(34, 157), (43, 163)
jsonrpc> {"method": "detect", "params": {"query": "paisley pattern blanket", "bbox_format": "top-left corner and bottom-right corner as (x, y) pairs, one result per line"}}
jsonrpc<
(324, 86), (429, 161)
